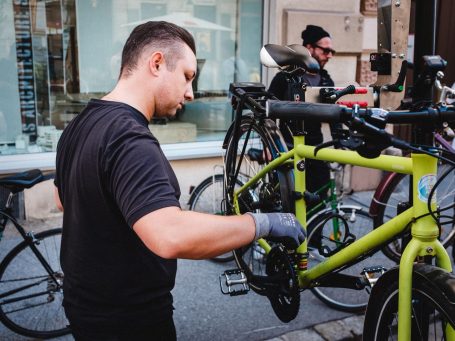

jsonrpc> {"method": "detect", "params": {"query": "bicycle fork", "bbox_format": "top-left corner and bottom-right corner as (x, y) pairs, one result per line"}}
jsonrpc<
(398, 153), (454, 341)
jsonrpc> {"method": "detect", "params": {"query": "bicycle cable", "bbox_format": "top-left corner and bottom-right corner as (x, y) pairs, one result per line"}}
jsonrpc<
(427, 162), (455, 224)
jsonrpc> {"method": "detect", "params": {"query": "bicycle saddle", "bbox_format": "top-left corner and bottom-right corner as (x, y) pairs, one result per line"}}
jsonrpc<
(260, 44), (320, 73)
(0, 169), (43, 193)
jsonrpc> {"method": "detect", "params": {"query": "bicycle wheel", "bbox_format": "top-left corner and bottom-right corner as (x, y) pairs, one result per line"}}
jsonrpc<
(0, 228), (70, 338)
(308, 206), (395, 313)
(188, 174), (241, 263)
(225, 116), (293, 292)
(363, 263), (455, 340)
(373, 163), (455, 262)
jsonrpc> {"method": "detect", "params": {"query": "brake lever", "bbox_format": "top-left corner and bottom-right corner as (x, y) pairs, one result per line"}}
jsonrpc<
(320, 85), (356, 104)
(313, 133), (364, 156)
(350, 116), (410, 150)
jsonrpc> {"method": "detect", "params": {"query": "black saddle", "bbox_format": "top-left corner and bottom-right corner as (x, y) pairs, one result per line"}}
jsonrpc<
(0, 169), (46, 193)
(260, 44), (320, 73)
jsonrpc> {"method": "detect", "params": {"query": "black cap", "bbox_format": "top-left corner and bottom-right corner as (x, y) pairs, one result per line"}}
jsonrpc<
(301, 25), (330, 45)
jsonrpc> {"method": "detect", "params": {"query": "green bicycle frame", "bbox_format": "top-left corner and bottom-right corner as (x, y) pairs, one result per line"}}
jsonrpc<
(232, 134), (454, 341)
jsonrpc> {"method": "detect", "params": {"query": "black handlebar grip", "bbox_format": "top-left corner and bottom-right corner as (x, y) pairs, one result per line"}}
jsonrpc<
(332, 85), (356, 100)
(385, 106), (455, 124)
(385, 110), (436, 123)
(266, 100), (348, 122)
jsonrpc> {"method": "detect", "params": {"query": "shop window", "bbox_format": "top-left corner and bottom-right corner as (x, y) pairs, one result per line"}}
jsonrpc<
(0, 0), (263, 157)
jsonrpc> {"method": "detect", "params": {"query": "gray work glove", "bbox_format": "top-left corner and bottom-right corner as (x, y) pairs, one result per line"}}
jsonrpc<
(247, 212), (306, 248)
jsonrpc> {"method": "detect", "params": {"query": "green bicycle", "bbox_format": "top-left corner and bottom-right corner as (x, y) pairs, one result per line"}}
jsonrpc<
(220, 45), (455, 340)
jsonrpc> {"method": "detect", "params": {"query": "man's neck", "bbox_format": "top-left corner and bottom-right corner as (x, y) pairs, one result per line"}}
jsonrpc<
(102, 80), (154, 121)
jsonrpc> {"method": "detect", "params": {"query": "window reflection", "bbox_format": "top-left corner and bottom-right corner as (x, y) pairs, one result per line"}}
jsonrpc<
(0, 0), (262, 155)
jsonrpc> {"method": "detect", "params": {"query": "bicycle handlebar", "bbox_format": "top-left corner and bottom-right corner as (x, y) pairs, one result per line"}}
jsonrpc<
(266, 100), (455, 155)
(266, 100), (455, 125)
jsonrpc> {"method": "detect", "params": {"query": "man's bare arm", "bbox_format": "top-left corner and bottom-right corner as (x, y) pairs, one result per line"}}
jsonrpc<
(54, 186), (63, 212)
(133, 206), (255, 259)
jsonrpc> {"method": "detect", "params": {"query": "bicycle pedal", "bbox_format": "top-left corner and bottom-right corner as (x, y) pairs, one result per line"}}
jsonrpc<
(361, 266), (387, 287)
(219, 269), (250, 296)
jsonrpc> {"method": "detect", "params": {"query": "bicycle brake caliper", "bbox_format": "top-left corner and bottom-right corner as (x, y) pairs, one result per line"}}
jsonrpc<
(219, 269), (250, 296)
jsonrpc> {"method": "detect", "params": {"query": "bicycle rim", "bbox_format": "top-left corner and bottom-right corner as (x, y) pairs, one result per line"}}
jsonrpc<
(363, 264), (455, 340)
(374, 163), (455, 262)
(0, 228), (70, 338)
(189, 174), (225, 214)
(308, 207), (395, 313)
(225, 117), (293, 292)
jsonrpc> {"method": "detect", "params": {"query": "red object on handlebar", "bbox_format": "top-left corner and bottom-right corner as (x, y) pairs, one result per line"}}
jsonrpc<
(334, 87), (368, 94)
(337, 101), (369, 108)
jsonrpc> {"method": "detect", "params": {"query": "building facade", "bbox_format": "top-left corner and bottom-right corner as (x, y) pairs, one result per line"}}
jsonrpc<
(1, 0), (381, 215)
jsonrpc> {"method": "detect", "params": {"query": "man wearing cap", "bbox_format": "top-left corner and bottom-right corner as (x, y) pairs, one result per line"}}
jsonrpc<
(268, 24), (336, 204)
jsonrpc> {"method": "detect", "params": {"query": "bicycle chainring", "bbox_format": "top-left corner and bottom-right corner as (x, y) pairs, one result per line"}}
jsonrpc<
(265, 245), (300, 322)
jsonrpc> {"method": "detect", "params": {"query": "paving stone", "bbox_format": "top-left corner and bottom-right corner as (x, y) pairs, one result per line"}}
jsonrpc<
(281, 329), (325, 341)
(313, 320), (355, 341)
(339, 315), (364, 338)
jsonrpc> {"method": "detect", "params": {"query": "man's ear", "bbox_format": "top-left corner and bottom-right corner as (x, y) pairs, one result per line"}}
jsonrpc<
(149, 52), (165, 76)
(304, 44), (314, 56)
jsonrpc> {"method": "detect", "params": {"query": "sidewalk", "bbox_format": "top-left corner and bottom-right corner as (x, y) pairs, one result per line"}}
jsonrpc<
(4, 191), (374, 341)
(266, 315), (364, 341)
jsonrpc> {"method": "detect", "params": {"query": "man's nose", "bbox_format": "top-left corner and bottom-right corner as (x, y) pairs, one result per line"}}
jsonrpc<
(185, 85), (194, 102)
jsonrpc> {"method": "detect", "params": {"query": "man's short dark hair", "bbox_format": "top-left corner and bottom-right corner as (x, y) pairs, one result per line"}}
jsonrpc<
(120, 21), (196, 78)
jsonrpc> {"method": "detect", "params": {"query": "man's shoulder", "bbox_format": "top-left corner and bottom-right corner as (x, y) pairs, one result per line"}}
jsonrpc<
(319, 69), (334, 86)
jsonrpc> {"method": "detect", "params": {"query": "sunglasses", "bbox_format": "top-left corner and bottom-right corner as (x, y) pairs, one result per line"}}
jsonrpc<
(313, 44), (336, 56)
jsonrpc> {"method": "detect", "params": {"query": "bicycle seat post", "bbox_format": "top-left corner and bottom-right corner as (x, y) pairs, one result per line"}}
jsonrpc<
(4, 191), (15, 211)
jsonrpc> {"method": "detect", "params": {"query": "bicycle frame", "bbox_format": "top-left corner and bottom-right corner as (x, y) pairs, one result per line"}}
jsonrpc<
(232, 134), (454, 341)
(0, 204), (62, 287)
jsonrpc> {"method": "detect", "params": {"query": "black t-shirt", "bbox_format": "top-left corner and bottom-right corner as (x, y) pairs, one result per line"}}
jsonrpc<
(55, 99), (181, 330)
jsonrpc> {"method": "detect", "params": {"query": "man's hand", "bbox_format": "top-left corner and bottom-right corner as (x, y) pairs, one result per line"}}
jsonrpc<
(247, 212), (306, 248)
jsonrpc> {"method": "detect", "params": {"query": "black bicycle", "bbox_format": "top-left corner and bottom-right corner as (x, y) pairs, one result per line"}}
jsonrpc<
(0, 169), (70, 338)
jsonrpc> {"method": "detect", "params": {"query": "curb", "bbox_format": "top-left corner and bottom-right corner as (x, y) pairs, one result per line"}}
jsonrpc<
(265, 315), (364, 341)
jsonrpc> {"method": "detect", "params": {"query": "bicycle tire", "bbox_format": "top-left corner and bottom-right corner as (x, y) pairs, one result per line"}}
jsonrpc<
(0, 228), (70, 339)
(188, 174), (241, 263)
(225, 116), (293, 293)
(363, 263), (455, 340)
(308, 206), (395, 313)
(373, 163), (455, 262)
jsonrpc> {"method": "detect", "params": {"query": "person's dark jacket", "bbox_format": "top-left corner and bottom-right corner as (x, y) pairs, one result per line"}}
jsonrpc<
(268, 68), (334, 197)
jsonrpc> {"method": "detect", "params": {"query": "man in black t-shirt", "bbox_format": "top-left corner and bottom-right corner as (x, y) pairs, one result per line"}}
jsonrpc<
(54, 21), (305, 340)
(268, 25), (336, 202)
